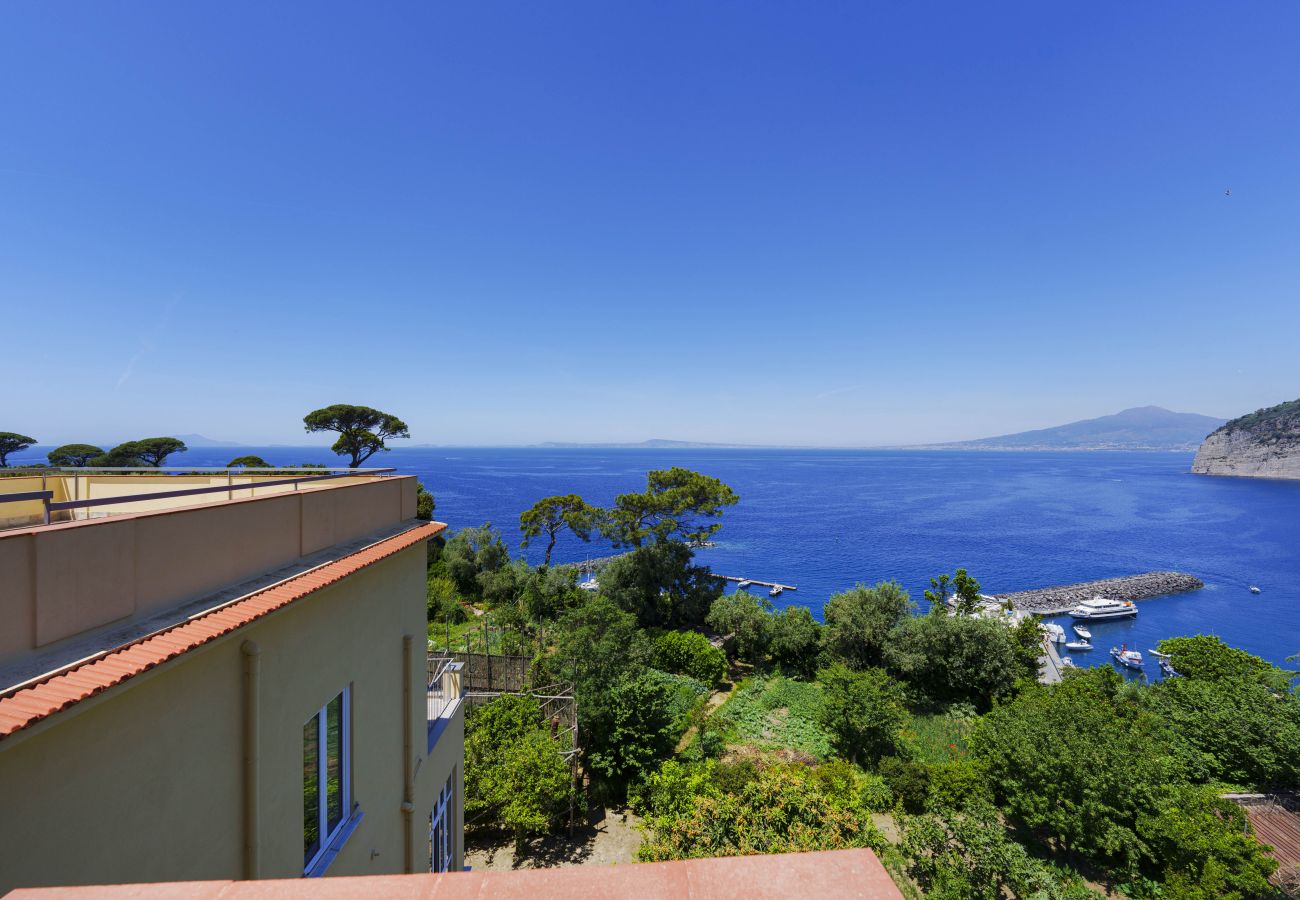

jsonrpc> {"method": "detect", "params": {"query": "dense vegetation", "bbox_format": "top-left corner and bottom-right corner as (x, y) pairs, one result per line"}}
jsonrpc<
(433, 469), (1296, 897)
(1221, 397), (1300, 435)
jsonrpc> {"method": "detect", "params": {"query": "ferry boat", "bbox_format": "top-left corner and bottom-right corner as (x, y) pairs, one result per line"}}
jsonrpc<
(1065, 639), (1093, 651)
(1110, 645), (1144, 670)
(1069, 597), (1138, 620)
(1072, 625), (1092, 640)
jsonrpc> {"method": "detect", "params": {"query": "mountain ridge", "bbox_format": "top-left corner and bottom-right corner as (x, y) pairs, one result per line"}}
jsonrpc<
(930, 406), (1226, 451)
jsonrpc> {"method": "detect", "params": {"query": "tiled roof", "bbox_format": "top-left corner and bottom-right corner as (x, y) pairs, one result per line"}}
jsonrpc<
(0, 521), (446, 741)
(6, 848), (904, 898)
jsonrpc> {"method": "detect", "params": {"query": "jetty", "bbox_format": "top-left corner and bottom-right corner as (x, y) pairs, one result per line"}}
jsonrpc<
(997, 571), (1203, 616)
(713, 575), (798, 592)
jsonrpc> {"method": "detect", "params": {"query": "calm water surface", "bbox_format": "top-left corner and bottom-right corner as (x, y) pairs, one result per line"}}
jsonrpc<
(186, 447), (1300, 676)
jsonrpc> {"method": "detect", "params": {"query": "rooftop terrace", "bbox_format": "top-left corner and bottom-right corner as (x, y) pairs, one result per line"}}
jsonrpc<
(0, 469), (430, 724)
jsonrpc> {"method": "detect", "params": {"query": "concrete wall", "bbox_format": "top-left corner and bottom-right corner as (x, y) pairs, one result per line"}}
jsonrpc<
(0, 542), (462, 893)
(0, 477), (416, 664)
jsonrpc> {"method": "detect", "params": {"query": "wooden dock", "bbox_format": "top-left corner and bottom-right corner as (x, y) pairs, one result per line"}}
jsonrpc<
(714, 575), (797, 592)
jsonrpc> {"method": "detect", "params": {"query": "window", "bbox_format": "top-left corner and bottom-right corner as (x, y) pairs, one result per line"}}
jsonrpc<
(304, 688), (351, 872)
(429, 772), (455, 873)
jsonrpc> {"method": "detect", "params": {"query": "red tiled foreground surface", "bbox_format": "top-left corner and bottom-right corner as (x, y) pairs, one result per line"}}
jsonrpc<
(0, 521), (446, 741)
(6, 849), (902, 899)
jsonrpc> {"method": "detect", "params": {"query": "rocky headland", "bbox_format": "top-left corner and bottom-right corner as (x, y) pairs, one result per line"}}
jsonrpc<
(1191, 398), (1300, 479)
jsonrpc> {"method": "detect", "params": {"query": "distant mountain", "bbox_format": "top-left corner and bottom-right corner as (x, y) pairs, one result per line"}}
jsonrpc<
(531, 438), (764, 449)
(935, 407), (1227, 451)
(1192, 398), (1300, 479)
(174, 433), (245, 448)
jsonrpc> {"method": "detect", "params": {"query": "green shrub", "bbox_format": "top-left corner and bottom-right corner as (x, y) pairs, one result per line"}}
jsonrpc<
(654, 630), (727, 685)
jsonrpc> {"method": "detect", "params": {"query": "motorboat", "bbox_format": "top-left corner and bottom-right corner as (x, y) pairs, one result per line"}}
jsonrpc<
(1148, 649), (1171, 660)
(768, 585), (783, 598)
(1159, 659), (1180, 677)
(1070, 597), (1138, 620)
(1065, 640), (1093, 651)
(1042, 623), (1067, 644)
(1250, 585), (1262, 595)
(736, 580), (751, 589)
(1072, 625), (1092, 640)
(1061, 657), (1077, 669)
(1110, 645), (1144, 670)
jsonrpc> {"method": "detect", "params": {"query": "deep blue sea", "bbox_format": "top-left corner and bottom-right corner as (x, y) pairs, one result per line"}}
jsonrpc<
(177, 446), (1300, 677)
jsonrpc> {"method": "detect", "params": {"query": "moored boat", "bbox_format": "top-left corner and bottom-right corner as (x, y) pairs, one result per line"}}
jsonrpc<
(1159, 659), (1180, 677)
(768, 585), (783, 598)
(1070, 597), (1138, 620)
(1110, 645), (1143, 670)
(1065, 639), (1093, 651)
(1072, 625), (1091, 640)
(736, 580), (751, 589)
(1042, 623), (1067, 644)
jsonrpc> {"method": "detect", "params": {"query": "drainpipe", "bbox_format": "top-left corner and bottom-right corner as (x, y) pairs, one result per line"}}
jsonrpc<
(401, 634), (415, 873)
(242, 640), (262, 880)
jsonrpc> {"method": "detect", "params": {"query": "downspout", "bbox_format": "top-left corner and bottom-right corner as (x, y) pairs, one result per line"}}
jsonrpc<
(401, 634), (415, 873)
(241, 640), (262, 880)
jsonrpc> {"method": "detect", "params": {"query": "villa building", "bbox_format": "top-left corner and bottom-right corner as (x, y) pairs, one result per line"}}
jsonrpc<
(0, 470), (463, 894)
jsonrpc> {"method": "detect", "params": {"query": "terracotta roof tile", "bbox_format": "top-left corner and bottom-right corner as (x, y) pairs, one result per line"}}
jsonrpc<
(0, 521), (445, 741)
(5, 849), (905, 899)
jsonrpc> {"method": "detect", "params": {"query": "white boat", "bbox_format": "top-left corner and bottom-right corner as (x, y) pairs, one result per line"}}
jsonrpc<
(1249, 585), (1261, 594)
(1072, 625), (1092, 640)
(736, 580), (751, 589)
(1042, 623), (1067, 644)
(1069, 597), (1138, 620)
(1065, 640), (1093, 651)
(1110, 645), (1144, 670)
(768, 585), (783, 598)
(579, 576), (599, 592)
(1148, 649), (1171, 660)
(1061, 657), (1077, 669)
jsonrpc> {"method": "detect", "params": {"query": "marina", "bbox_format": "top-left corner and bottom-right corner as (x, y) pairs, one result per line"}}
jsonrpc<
(995, 571), (1204, 616)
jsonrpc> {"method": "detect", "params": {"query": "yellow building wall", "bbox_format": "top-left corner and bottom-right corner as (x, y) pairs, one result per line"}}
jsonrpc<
(0, 541), (461, 893)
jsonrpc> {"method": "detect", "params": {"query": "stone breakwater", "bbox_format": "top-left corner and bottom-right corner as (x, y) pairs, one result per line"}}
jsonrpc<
(996, 571), (1204, 616)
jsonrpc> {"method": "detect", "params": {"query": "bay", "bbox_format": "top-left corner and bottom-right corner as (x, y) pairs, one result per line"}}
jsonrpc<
(183, 446), (1300, 676)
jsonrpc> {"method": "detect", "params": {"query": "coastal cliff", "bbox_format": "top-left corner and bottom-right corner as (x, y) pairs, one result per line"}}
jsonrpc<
(1191, 398), (1300, 479)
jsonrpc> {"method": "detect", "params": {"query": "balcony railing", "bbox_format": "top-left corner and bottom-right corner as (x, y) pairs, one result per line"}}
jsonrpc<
(427, 656), (464, 722)
(0, 466), (396, 529)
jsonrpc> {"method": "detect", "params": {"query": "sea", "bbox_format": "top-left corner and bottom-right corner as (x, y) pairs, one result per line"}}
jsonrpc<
(174, 447), (1300, 678)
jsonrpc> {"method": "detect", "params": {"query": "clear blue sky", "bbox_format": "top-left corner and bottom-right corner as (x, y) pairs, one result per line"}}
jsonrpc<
(3, 2), (1298, 446)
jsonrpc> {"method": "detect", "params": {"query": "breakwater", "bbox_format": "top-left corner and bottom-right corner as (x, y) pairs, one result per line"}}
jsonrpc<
(997, 571), (1204, 616)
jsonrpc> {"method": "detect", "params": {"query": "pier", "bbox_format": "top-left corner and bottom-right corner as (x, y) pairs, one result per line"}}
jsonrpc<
(997, 571), (1203, 616)
(714, 575), (798, 592)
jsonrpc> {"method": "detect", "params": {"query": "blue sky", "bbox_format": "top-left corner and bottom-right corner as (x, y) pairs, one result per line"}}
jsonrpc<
(3, 2), (1298, 446)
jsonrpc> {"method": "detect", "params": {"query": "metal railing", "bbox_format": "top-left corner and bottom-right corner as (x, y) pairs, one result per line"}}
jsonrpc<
(0, 466), (397, 527)
(427, 656), (464, 721)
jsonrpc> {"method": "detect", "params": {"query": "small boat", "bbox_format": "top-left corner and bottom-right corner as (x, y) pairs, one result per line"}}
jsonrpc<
(1070, 597), (1138, 620)
(736, 580), (751, 589)
(1042, 623), (1067, 644)
(1065, 640), (1093, 651)
(1110, 645), (1144, 670)
(1249, 585), (1261, 595)
(1148, 649), (1171, 660)
(768, 585), (783, 598)
(1159, 659), (1180, 677)
(1072, 625), (1092, 640)
(1061, 657), (1077, 669)
(579, 576), (599, 592)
